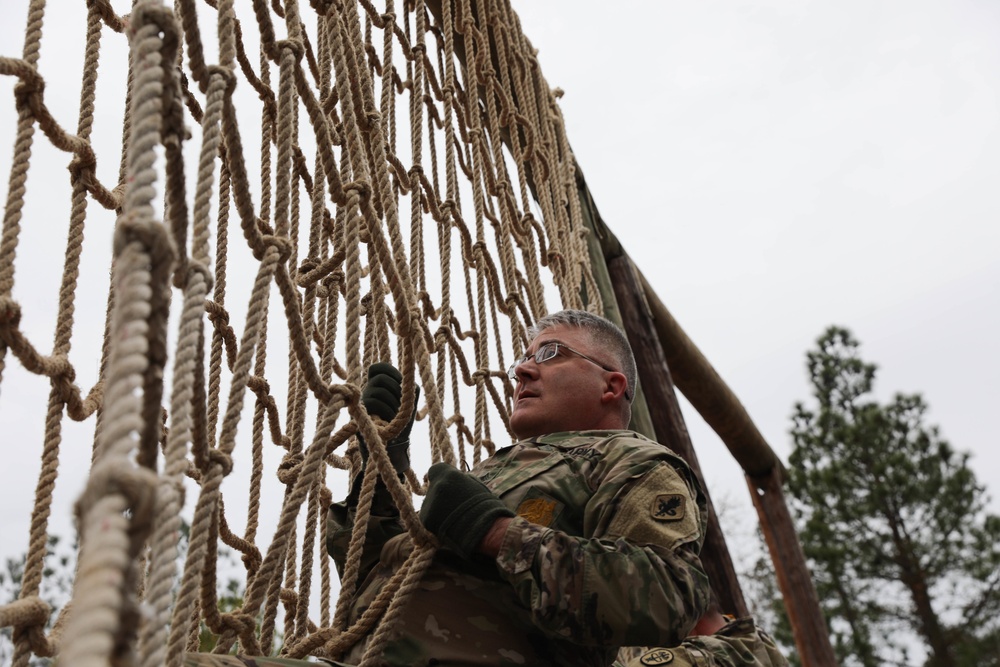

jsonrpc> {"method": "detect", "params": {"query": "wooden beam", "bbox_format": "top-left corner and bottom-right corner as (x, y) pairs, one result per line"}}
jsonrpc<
(574, 172), (657, 440)
(637, 270), (781, 479)
(749, 468), (838, 667)
(572, 162), (835, 663)
(608, 254), (749, 618)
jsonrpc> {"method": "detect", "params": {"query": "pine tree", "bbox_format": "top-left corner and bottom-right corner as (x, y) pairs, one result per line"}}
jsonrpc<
(786, 326), (1000, 667)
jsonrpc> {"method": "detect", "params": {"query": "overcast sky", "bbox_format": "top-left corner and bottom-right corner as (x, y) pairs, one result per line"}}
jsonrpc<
(0, 0), (997, 620)
(512, 1), (1000, 535)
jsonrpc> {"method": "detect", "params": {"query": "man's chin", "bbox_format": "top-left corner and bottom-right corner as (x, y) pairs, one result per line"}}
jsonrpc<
(509, 412), (542, 440)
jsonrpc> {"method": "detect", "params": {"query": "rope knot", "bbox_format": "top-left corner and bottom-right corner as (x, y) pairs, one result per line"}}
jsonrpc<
(277, 452), (304, 484)
(0, 595), (51, 634)
(67, 143), (98, 181)
(185, 260), (214, 291)
(204, 299), (230, 324)
(206, 65), (238, 96)
(12, 61), (44, 111)
(113, 218), (176, 270)
(276, 39), (305, 62)
(260, 234), (294, 262)
(49, 353), (76, 384)
(345, 180), (371, 202)
(298, 257), (319, 275)
(208, 449), (234, 476)
(332, 382), (361, 407)
(319, 270), (343, 298)
(0, 296), (22, 328)
(218, 610), (260, 648)
(76, 461), (159, 536)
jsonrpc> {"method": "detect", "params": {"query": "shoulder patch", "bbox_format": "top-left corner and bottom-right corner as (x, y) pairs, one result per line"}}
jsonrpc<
(518, 497), (558, 525)
(606, 462), (701, 550)
(640, 648), (674, 665)
(515, 488), (564, 527)
(651, 494), (685, 521)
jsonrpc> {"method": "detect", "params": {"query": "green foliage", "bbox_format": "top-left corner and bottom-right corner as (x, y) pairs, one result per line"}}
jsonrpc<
(785, 326), (1000, 667)
(198, 571), (248, 653)
(0, 535), (76, 667)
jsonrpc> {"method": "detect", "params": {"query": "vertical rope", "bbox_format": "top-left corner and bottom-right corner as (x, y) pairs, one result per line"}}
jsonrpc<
(0, 0), (607, 662)
(11, 1), (99, 663)
(0, 0), (46, 385)
(59, 6), (177, 666)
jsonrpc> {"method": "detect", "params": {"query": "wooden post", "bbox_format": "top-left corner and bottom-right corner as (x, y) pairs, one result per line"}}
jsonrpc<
(749, 468), (838, 667)
(606, 254), (749, 618)
(573, 162), (837, 665)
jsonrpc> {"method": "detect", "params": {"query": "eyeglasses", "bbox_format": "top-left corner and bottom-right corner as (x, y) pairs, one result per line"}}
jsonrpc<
(507, 341), (631, 400)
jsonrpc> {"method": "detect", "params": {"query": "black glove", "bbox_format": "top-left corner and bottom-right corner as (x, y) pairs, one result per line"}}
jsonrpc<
(419, 462), (515, 558)
(359, 362), (419, 474)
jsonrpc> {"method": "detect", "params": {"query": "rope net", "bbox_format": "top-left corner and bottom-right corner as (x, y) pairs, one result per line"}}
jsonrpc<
(0, 0), (603, 664)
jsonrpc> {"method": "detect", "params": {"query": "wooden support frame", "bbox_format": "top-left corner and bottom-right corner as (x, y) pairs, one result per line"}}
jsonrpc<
(574, 163), (837, 666)
(576, 174), (748, 618)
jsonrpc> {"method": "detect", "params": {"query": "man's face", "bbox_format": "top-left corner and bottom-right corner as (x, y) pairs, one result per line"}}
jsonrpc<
(509, 324), (620, 440)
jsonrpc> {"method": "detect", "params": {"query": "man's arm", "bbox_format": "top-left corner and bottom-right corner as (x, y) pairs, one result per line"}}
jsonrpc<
(493, 513), (709, 647)
(425, 451), (712, 648)
(499, 449), (710, 647)
(476, 516), (512, 556)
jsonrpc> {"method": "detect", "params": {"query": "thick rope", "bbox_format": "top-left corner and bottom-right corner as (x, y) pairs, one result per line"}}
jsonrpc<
(0, 0), (603, 662)
(58, 5), (178, 667)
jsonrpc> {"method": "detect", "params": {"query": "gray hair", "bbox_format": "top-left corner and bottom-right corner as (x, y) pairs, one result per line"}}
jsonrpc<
(528, 309), (638, 407)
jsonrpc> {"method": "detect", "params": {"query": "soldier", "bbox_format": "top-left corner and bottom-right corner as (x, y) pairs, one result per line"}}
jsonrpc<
(326, 309), (711, 666)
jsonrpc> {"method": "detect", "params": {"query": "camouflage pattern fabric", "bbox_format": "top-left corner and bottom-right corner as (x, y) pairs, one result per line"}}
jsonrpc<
(328, 429), (711, 666)
(615, 617), (790, 667)
(183, 654), (350, 667)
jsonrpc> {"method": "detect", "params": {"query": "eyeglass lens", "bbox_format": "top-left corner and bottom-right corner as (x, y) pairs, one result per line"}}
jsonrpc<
(508, 342), (559, 379)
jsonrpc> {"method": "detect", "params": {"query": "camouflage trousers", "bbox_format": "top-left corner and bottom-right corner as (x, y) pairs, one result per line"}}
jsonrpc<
(183, 653), (353, 667)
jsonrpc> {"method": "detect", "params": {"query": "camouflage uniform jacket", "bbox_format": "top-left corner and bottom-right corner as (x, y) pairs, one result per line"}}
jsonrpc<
(616, 617), (789, 667)
(327, 429), (711, 666)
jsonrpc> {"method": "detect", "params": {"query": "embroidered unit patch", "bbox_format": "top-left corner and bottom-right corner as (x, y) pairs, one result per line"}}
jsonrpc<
(640, 648), (674, 665)
(651, 494), (685, 521)
(517, 497), (559, 526)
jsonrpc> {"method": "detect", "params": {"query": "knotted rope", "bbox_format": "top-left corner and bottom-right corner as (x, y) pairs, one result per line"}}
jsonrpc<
(0, 0), (601, 663)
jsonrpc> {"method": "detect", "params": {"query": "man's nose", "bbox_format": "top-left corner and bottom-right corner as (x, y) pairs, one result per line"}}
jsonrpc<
(513, 357), (539, 381)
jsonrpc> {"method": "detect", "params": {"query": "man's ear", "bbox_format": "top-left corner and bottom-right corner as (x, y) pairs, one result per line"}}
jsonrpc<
(602, 372), (629, 403)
